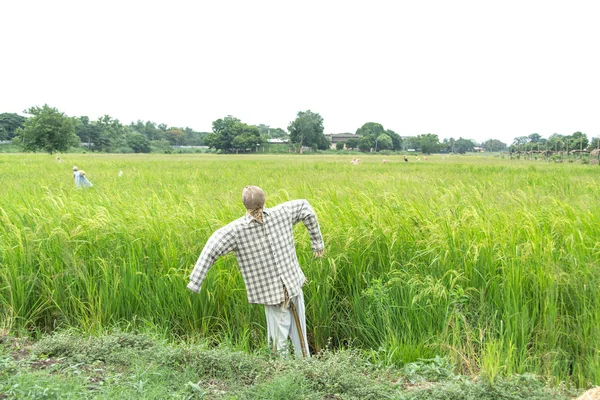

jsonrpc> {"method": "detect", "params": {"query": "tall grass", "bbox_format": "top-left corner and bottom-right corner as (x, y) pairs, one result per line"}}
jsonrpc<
(0, 154), (599, 386)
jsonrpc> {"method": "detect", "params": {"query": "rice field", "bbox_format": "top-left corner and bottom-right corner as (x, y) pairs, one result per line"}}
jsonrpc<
(0, 153), (599, 386)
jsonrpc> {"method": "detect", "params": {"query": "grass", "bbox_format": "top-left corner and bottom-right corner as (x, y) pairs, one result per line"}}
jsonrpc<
(0, 153), (599, 388)
(0, 331), (580, 399)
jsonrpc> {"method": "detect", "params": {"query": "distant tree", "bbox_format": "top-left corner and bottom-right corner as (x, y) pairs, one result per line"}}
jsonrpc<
(567, 131), (588, 152)
(447, 137), (456, 153)
(403, 136), (418, 151)
(416, 133), (441, 154)
(547, 133), (565, 152)
(528, 133), (542, 143)
(358, 136), (373, 152)
(336, 141), (345, 151)
(183, 127), (209, 146)
(125, 131), (151, 153)
(0, 113), (26, 140)
(205, 116), (264, 152)
(166, 128), (185, 145)
(16, 105), (79, 154)
(269, 127), (288, 139)
(345, 137), (359, 150)
(231, 124), (262, 152)
(483, 138), (507, 152)
(588, 137), (600, 151)
(97, 115), (126, 152)
(75, 116), (105, 151)
(386, 129), (402, 150)
(356, 122), (385, 137)
(204, 115), (241, 151)
(376, 134), (392, 150)
(288, 110), (328, 153)
(355, 122), (400, 152)
(454, 137), (476, 154)
(512, 136), (529, 152)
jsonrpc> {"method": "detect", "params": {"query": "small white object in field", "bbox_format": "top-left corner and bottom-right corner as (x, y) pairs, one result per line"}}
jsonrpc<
(118, 171), (123, 177)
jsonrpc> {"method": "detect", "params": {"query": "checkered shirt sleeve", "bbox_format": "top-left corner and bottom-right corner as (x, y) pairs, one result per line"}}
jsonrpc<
(187, 224), (237, 293)
(285, 199), (324, 252)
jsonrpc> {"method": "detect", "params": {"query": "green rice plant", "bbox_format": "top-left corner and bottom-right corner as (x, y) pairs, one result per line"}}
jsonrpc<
(0, 153), (599, 386)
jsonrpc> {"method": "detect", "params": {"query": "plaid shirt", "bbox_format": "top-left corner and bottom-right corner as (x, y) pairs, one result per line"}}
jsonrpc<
(187, 199), (324, 305)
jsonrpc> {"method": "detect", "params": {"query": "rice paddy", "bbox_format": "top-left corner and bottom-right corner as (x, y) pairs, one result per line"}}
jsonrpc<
(0, 153), (599, 387)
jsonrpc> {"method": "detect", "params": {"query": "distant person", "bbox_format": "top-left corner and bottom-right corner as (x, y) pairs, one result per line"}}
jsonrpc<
(187, 186), (324, 357)
(56, 157), (62, 163)
(404, 155), (408, 162)
(77, 170), (93, 188)
(73, 166), (81, 187)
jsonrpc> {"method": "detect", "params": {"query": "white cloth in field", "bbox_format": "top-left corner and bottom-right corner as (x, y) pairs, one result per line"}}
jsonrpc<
(265, 290), (310, 357)
(187, 199), (324, 305)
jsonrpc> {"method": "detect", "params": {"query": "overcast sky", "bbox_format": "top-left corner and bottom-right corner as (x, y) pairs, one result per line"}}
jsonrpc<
(2, 0), (599, 144)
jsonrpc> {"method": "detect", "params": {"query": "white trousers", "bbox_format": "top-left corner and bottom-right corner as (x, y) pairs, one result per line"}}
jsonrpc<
(264, 290), (310, 357)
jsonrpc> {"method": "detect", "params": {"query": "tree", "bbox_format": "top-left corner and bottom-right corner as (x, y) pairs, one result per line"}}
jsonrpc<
(204, 116), (264, 152)
(204, 115), (241, 151)
(288, 110), (328, 153)
(96, 115), (126, 152)
(512, 136), (529, 152)
(0, 113), (26, 140)
(125, 132), (151, 153)
(355, 122), (400, 152)
(483, 139), (507, 152)
(416, 133), (441, 154)
(166, 128), (185, 145)
(528, 133), (542, 143)
(386, 129), (402, 150)
(547, 133), (564, 152)
(587, 137), (599, 152)
(231, 125), (262, 152)
(336, 141), (345, 151)
(454, 137), (476, 154)
(345, 137), (359, 150)
(75, 116), (105, 151)
(567, 131), (588, 152)
(356, 122), (385, 137)
(376, 134), (392, 150)
(16, 105), (79, 154)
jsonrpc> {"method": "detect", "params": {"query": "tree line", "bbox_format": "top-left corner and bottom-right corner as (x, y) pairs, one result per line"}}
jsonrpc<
(1, 105), (596, 154)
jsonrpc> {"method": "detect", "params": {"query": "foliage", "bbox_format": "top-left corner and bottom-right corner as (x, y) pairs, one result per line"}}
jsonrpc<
(345, 137), (359, 150)
(257, 124), (288, 139)
(204, 115), (264, 152)
(0, 112), (26, 141)
(0, 332), (578, 399)
(336, 141), (345, 151)
(355, 122), (401, 152)
(15, 104), (79, 154)
(454, 137), (476, 154)
(125, 132), (151, 153)
(482, 138), (507, 152)
(288, 110), (328, 152)
(376, 133), (393, 150)
(415, 133), (441, 153)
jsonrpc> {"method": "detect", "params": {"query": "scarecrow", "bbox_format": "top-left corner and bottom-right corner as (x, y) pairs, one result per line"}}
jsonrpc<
(187, 186), (324, 356)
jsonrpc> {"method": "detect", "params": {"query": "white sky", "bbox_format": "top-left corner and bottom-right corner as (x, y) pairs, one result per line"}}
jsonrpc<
(1, 0), (599, 144)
